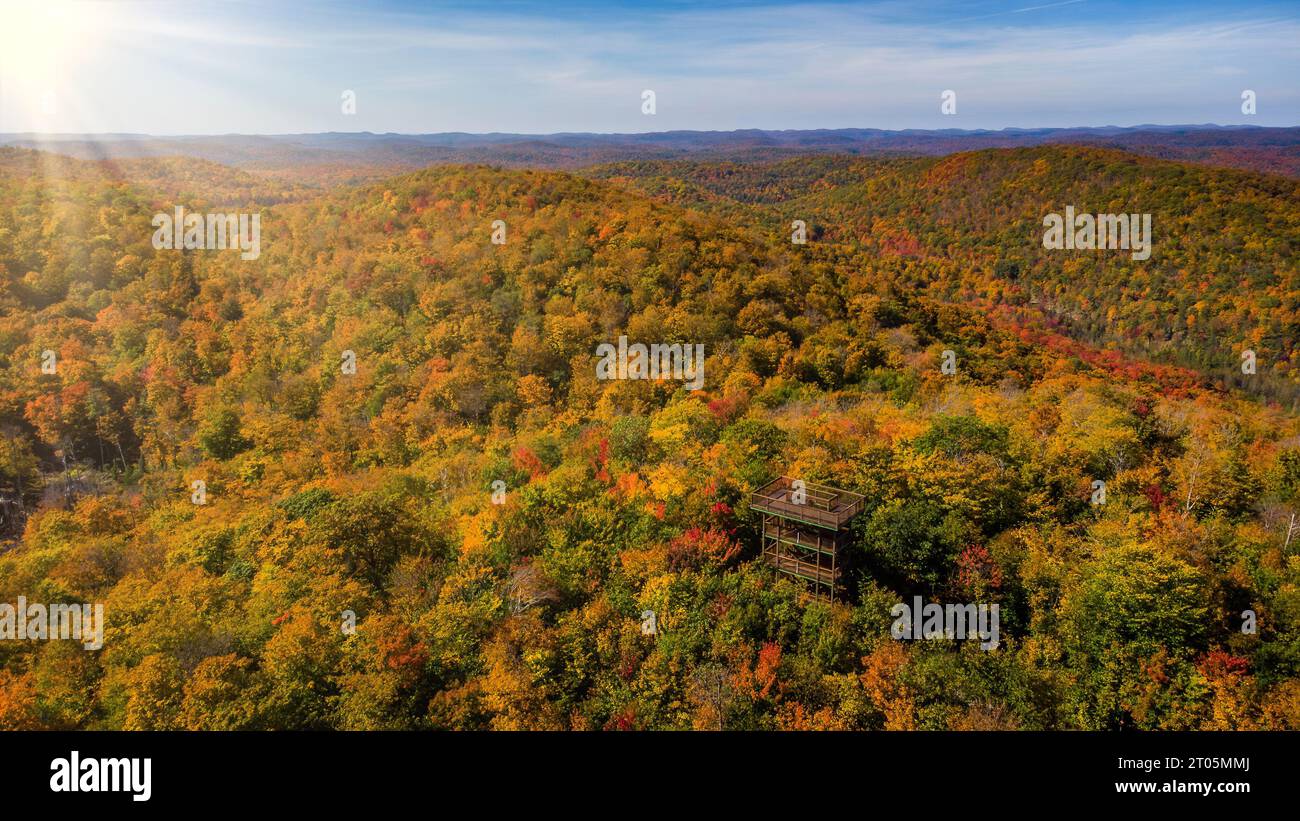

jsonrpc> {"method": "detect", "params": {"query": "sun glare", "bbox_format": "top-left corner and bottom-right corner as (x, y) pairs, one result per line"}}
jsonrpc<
(0, 0), (105, 128)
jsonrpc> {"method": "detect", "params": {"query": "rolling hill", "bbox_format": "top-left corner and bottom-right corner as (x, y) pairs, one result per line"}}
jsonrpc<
(1, 142), (1299, 731)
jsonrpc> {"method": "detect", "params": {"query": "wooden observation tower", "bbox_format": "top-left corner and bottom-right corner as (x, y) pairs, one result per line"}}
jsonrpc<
(749, 477), (865, 602)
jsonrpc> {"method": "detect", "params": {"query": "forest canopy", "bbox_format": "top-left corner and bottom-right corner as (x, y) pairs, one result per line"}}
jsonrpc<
(1, 144), (1298, 730)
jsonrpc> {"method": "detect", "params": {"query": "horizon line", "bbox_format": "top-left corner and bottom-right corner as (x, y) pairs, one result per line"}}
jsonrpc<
(3, 123), (1297, 141)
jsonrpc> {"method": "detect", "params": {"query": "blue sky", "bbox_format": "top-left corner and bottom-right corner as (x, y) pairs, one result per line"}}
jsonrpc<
(0, 0), (1296, 134)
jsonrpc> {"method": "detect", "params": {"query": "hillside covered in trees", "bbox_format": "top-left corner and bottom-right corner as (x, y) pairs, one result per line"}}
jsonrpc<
(1, 142), (1298, 730)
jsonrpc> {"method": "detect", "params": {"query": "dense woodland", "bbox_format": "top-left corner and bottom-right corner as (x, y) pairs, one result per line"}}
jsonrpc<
(0, 143), (1298, 730)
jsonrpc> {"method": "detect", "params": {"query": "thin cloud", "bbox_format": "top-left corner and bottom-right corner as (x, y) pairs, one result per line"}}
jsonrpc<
(5, 0), (1296, 133)
(920, 0), (1090, 25)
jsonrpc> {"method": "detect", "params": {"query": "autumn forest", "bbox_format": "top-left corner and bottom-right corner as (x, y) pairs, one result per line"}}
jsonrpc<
(0, 126), (1298, 732)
